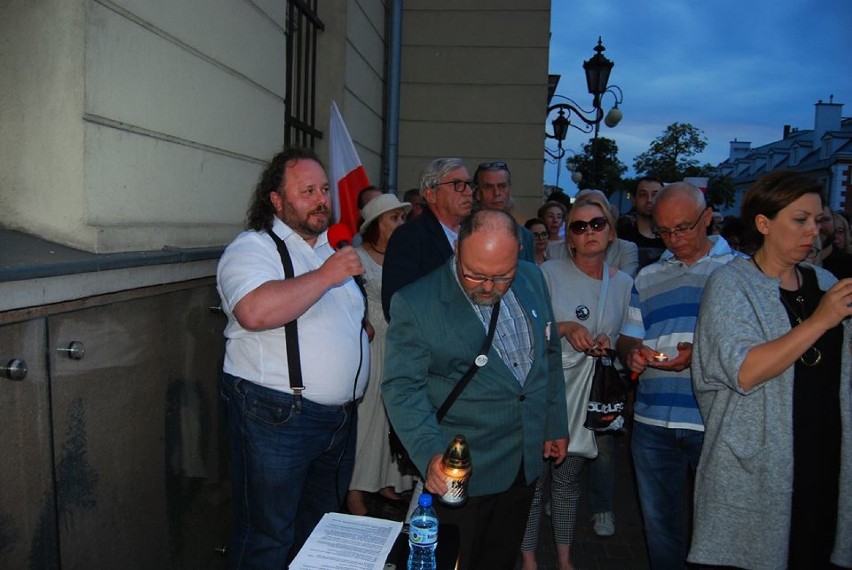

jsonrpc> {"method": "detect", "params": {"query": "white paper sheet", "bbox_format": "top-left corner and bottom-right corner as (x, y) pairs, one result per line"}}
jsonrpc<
(289, 512), (403, 570)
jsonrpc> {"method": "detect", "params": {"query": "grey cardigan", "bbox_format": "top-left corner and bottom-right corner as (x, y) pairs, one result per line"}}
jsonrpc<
(689, 256), (851, 569)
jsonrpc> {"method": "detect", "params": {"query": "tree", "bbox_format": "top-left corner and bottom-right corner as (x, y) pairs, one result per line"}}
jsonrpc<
(567, 136), (627, 196)
(705, 172), (736, 210)
(633, 122), (708, 182)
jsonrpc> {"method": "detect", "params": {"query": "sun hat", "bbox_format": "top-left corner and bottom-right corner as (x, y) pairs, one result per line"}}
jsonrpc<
(359, 194), (412, 234)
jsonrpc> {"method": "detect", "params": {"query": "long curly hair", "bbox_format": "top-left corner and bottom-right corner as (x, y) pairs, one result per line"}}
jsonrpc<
(245, 147), (324, 232)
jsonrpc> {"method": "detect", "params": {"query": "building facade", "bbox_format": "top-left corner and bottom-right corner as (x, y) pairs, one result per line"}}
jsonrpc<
(0, 1), (554, 565)
(1, 0), (552, 258)
(717, 98), (852, 216)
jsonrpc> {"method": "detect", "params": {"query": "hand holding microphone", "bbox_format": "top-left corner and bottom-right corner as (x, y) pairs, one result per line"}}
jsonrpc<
(325, 223), (367, 286)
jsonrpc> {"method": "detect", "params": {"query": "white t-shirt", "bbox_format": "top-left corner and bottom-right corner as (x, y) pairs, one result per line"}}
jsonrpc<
(540, 257), (633, 354)
(217, 218), (369, 405)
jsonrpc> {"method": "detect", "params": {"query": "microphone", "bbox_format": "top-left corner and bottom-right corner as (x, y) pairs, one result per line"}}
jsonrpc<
(328, 222), (367, 287)
(328, 223), (354, 250)
(327, 223), (369, 326)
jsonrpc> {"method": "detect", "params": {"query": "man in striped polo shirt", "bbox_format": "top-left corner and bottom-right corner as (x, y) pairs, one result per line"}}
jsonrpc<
(616, 182), (737, 570)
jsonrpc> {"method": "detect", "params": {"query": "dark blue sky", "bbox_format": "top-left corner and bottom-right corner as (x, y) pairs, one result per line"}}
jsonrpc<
(545, 0), (852, 190)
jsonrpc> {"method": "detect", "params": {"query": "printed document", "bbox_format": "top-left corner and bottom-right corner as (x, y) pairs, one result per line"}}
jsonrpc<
(289, 512), (403, 570)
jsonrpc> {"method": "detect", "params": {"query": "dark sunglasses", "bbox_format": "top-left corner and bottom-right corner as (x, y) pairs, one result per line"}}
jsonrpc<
(568, 217), (608, 235)
(478, 160), (508, 170)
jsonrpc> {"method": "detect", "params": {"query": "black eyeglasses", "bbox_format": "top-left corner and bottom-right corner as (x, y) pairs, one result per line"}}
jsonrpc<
(532, 231), (548, 239)
(462, 273), (515, 285)
(568, 217), (609, 235)
(436, 179), (476, 193)
(654, 208), (708, 239)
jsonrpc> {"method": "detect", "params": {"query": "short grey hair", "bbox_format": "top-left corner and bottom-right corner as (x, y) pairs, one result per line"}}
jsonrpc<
(419, 158), (466, 195)
(653, 182), (705, 216)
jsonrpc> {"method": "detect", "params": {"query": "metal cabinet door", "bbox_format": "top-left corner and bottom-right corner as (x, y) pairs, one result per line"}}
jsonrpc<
(48, 285), (228, 569)
(0, 318), (58, 569)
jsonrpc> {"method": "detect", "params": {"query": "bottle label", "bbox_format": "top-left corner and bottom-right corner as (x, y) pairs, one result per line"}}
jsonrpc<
(439, 472), (469, 505)
(409, 520), (438, 545)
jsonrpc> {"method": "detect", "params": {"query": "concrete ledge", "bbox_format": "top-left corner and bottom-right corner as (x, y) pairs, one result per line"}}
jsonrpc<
(0, 229), (224, 312)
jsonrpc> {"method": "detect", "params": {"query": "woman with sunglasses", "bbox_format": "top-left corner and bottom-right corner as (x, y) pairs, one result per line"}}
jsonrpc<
(689, 170), (852, 569)
(524, 218), (550, 266)
(520, 195), (633, 570)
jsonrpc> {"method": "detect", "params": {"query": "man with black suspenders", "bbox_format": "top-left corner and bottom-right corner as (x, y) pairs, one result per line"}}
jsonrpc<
(217, 147), (369, 568)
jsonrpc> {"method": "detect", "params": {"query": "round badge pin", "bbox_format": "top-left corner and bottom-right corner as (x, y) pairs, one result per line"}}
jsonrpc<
(475, 354), (489, 367)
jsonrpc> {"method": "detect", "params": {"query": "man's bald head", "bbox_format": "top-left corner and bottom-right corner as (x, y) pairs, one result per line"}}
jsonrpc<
(653, 182), (705, 217)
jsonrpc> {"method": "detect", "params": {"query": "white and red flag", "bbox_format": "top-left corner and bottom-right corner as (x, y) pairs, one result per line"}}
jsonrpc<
(329, 101), (370, 236)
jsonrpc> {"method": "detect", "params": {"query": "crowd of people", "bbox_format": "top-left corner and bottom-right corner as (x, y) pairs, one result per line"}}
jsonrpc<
(215, 147), (851, 570)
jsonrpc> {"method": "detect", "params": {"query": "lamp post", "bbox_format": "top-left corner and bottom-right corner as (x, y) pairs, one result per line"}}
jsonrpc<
(545, 37), (624, 189)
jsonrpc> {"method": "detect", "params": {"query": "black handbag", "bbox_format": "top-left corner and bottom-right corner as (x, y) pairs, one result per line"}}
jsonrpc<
(583, 348), (627, 432)
(388, 300), (501, 475)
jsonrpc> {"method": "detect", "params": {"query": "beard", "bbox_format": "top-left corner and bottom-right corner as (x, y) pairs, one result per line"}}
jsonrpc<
(283, 202), (330, 238)
(467, 287), (505, 306)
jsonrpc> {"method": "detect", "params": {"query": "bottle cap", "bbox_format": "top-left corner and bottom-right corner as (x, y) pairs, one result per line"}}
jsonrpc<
(418, 492), (433, 507)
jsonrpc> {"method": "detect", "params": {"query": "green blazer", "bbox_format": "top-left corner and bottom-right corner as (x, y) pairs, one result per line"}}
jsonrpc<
(381, 258), (569, 497)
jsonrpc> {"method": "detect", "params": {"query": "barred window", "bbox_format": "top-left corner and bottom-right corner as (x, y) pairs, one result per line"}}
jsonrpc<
(285, 0), (324, 148)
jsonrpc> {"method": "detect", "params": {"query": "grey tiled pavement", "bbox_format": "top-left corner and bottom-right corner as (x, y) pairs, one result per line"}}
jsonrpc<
(515, 430), (650, 570)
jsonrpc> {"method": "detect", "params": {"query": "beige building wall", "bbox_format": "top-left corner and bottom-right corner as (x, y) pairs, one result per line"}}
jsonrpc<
(0, 0), (89, 248)
(1, 0), (288, 253)
(398, 0), (551, 222)
(339, 0), (387, 183)
(0, 0), (551, 254)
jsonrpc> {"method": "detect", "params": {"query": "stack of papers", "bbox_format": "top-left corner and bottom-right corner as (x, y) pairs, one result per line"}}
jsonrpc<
(289, 512), (403, 570)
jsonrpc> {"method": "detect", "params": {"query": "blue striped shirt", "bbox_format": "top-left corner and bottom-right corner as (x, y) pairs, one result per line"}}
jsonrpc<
(620, 236), (737, 430)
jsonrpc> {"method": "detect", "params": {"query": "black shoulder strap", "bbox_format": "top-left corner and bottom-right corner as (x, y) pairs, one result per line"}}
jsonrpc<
(267, 230), (304, 395)
(436, 299), (501, 422)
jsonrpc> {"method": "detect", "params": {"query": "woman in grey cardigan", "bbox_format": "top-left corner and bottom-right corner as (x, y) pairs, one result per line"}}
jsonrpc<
(690, 170), (852, 569)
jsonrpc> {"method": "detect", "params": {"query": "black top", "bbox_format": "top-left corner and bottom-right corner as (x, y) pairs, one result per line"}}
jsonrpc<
(618, 222), (666, 268)
(822, 247), (852, 279)
(780, 265), (843, 566)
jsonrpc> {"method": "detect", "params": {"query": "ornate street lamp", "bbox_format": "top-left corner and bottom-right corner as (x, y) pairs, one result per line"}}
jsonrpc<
(545, 37), (624, 187)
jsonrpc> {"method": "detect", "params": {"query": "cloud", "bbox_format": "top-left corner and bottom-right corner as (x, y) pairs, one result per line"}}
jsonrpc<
(546, 0), (852, 181)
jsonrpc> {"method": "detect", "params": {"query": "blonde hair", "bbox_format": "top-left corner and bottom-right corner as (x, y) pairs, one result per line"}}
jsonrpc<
(565, 196), (617, 257)
(834, 211), (852, 254)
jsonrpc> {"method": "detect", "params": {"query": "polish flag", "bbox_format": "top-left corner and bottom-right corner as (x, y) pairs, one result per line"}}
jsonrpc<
(329, 101), (370, 236)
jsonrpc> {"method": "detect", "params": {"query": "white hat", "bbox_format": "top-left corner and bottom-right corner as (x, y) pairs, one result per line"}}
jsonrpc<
(359, 194), (412, 234)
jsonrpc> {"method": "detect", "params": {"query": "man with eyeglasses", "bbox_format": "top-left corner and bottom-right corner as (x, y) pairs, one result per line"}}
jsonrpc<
(383, 209), (569, 570)
(615, 182), (737, 569)
(382, 157), (475, 320)
(473, 161), (536, 263)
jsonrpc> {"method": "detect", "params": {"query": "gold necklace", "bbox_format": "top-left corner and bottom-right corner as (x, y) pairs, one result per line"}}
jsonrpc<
(751, 257), (822, 367)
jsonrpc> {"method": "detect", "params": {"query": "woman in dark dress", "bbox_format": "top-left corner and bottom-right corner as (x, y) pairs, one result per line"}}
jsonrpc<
(689, 170), (852, 569)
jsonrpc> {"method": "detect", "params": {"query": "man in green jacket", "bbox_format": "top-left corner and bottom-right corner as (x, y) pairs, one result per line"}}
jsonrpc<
(382, 209), (569, 570)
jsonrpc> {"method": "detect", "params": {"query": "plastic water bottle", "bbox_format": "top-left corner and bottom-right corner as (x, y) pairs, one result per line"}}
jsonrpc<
(407, 492), (438, 570)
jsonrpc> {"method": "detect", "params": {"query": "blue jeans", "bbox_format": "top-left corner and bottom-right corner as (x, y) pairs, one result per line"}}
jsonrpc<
(587, 431), (616, 514)
(631, 422), (703, 570)
(220, 373), (357, 569)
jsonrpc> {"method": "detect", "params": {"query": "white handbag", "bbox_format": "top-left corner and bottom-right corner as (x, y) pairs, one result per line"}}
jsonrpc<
(562, 262), (612, 458)
(563, 351), (598, 458)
